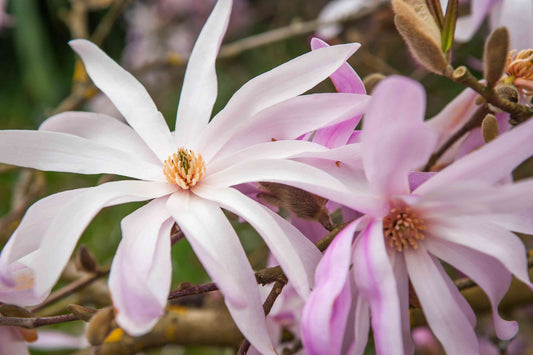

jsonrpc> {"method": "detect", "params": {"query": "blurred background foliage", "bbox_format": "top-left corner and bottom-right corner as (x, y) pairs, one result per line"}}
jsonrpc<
(0, 0), (514, 354)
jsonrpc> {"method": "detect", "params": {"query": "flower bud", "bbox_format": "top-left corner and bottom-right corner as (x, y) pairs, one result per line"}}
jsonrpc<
(483, 27), (510, 87)
(495, 83), (519, 103)
(391, 0), (449, 74)
(86, 307), (116, 345)
(481, 114), (499, 143)
(75, 245), (99, 273)
(363, 73), (386, 94)
(68, 304), (98, 322)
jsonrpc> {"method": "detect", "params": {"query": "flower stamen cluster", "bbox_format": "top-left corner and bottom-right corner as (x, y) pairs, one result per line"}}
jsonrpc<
(504, 49), (533, 94)
(163, 148), (206, 189)
(383, 206), (426, 251)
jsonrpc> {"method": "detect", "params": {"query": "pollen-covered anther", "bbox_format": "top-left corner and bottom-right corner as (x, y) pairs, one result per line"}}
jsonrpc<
(383, 207), (426, 252)
(505, 49), (533, 83)
(163, 148), (206, 189)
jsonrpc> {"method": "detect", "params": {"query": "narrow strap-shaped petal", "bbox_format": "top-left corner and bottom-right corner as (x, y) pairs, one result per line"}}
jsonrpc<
(362, 76), (437, 198)
(405, 248), (479, 355)
(69, 39), (174, 161)
(192, 185), (321, 299)
(110, 198), (173, 336)
(347, 293), (370, 355)
(174, 0), (232, 147)
(40, 111), (160, 165)
(202, 93), (369, 162)
(425, 237), (518, 340)
(391, 252), (415, 354)
(352, 220), (404, 355)
(0, 327), (29, 355)
(0, 130), (164, 181)
(310, 37), (366, 148)
(197, 42), (361, 159)
(0, 180), (175, 303)
(166, 191), (276, 355)
(415, 117), (533, 194)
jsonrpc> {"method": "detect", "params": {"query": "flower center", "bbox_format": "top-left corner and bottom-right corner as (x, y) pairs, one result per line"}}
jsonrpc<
(163, 148), (206, 189)
(383, 207), (426, 252)
(506, 49), (533, 81)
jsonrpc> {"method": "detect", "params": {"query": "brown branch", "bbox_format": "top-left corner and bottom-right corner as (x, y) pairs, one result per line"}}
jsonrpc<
(0, 313), (79, 329)
(90, 0), (132, 47)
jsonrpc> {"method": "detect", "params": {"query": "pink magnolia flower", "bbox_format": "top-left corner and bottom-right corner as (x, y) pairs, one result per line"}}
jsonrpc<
(0, 1), (371, 352)
(302, 75), (533, 354)
(0, 327), (29, 355)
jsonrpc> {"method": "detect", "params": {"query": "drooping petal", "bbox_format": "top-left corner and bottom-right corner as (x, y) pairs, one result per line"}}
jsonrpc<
(203, 93), (370, 160)
(110, 197), (173, 336)
(40, 111), (160, 165)
(302, 218), (365, 355)
(362, 76), (437, 198)
(415, 117), (533, 194)
(347, 293), (370, 355)
(192, 185), (321, 299)
(425, 237), (518, 340)
(390, 252), (415, 354)
(166, 191), (275, 355)
(0, 327), (29, 355)
(491, 0), (533, 50)
(405, 247), (479, 355)
(0, 180), (175, 304)
(316, 0), (370, 39)
(0, 130), (164, 181)
(174, 0), (232, 147)
(429, 217), (533, 288)
(197, 42), (361, 160)
(69, 39), (174, 161)
(310, 37), (366, 148)
(352, 220), (404, 355)
(455, 0), (498, 42)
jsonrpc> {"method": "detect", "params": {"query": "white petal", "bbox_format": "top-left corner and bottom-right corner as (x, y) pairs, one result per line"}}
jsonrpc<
(0, 327), (29, 355)
(0, 130), (164, 181)
(192, 185), (321, 299)
(197, 43), (361, 160)
(40, 111), (160, 165)
(110, 197), (173, 336)
(405, 247), (479, 355)
(69, 39), (174, 161)
(425, 237), (518, 340)
(174, 0), (231, 147)
(166, 191), (275, 355)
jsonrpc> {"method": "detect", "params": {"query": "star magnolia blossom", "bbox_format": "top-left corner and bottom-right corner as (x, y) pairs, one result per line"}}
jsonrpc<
(0, 1), (372, 352)
(302, 76), (533, 355)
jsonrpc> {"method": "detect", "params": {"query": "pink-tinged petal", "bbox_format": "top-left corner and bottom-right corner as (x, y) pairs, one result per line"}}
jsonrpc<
(302, 218), (365, 355)
(455, 0), (499, 42)
(30, 330), (88, 350)
(198, 43), (362, 159)
(166, 191), (275, 355)
(40, 111), (160, 165)
(426, 237), (518, 340)
(362, 76), (437, 197)
(491, 0), (533, 50)
(310, 38), (365, 148)
(405, 247), (479, 354)
(203, 93), (370, 160)
(390, 253), (415, 354)
(415, 117), (533, 194)
(291, 218), (328, 244)
(346, 130), (361, 144)
(69, 39), (174, 161)
(346, 293), (370, 355)
(0, 130), (164, 181)
(0, 327), (29, 355)
(174, 0), (231, 147)
(352, 220), (404, 355)
(110, 198), (173, 336)
(193, 185), (321, 298)
(0, 180), (175, 304)
(430, 217), (533, 288)
(488, 210), (533, 234)
(408, 171), (436, 192)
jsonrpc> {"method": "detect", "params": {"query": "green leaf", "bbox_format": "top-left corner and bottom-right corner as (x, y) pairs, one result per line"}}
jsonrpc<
(441, 0), (458, 53)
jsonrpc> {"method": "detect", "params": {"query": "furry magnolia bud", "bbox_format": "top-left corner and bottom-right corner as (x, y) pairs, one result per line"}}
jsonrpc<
(481, 114), (499, 143)
(392, 0), (450, 74)
(68, 304), (98, 322)
(363, 73), (387, 94)
(483, 27), (510, 87)
(75, 245), (99, 272)
(258, 182), (332, 230)
(86, 307), (116, 345)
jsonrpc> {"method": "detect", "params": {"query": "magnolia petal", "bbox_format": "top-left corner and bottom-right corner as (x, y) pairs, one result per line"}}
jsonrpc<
(40, 111), (160, 165)
(426, 238), (518, 340)
(405, 247), (479, 355)
(310, 37), (365, 148)
(415, 117), (533, 194)
(166, 192), (275, 355)
(362, 76), (437, 198)
(317, 0), (369, 39)
(0, 130), (164, 181)
(198, 43), (361, 159)
(110, 197), (173, 336)
(69, 39), (174, 161)
(174, 0), (231, 147)
(430, 217), (533, 288)
(391, 253), (415, 354)
(302, 218), (364, 355)
(491, 0), (533, 50)
(0, 327), (29, 355)
(203, 93), (370, 160)
(1, 180), (175, 303)
(352, 220), (404, 355)
(193, 185), (321, 299)
(455, 0), (498, 42)
(347, 293), (370, 355)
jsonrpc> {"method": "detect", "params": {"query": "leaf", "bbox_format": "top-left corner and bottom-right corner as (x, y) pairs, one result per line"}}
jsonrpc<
(441, 0), (458, 53)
